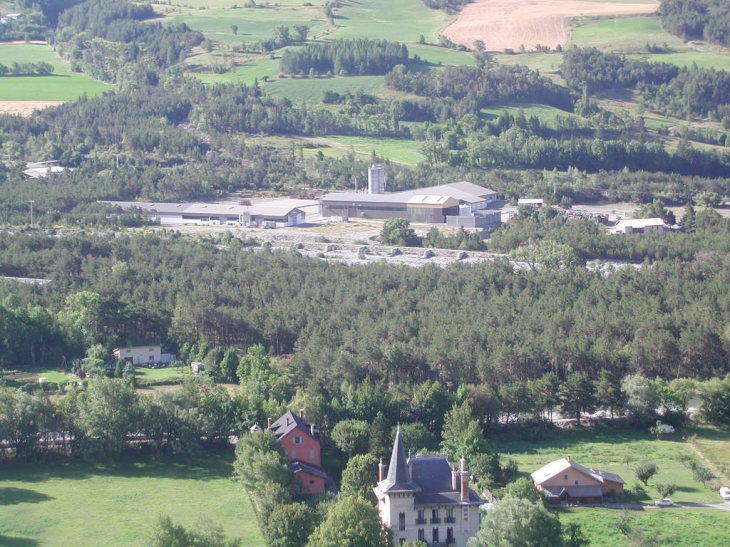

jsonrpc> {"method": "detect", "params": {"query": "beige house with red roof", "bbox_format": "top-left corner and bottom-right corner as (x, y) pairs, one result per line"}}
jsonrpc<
(531, 457), (624, 504)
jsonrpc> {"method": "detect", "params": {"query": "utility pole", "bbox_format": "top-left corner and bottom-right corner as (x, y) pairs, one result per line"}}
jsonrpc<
(29, 200), (34, 227)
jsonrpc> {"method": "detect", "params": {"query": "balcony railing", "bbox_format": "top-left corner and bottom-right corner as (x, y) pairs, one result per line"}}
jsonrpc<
(430, 518), (442, 524)
(445, 516), (456, 523)
(415, 518), (427, 525)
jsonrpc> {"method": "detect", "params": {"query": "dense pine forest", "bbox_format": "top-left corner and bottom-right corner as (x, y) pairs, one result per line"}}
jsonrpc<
(3, 2), (730, 546)
(0, 0), (728, 440)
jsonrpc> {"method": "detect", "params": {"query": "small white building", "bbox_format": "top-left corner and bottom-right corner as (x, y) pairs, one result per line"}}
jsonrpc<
(374, 429), (482, 547)
(112, 345), (176, 365)
(610, 218), (667, 234)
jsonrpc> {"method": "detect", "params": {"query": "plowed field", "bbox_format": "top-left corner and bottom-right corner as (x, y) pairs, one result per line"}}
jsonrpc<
(443, 0), (659, 52)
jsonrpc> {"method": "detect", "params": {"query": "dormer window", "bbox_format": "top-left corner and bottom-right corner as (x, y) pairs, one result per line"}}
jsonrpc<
(293, 436), (302, 445)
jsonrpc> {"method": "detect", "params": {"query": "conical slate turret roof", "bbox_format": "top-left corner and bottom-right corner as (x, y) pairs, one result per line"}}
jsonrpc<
(378, 427), (421, 493)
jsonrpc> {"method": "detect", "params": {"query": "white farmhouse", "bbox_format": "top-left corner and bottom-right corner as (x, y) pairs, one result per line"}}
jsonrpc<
(112, 345), (176, 365)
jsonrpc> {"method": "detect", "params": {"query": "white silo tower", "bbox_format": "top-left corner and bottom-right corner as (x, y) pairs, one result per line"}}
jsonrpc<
(368, 164), (386, 194)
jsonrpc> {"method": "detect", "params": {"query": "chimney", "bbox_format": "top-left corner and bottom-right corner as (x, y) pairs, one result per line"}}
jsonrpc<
(310, 423), (315, 436)
(299, 409), (305, 419)
(567, 455), (571, 461)
(460, 456), (468, 501)
(266, 417), (272, 428)
(452, 467), (458, 491)
(379, 458), (385, 482)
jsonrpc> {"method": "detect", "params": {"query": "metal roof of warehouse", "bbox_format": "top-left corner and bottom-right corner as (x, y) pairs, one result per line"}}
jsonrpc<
(323, 182), (496, 206)
(100, 200), (304, 217)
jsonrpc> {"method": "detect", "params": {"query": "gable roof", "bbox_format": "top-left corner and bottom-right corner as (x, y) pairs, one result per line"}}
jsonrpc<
(290, 460), (328, 479)
(531, 458), (624, 486)
(268, 410), (319, 441)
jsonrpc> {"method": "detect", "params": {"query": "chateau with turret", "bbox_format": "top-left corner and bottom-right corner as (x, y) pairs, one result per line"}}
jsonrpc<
(373, 429), (483, 547)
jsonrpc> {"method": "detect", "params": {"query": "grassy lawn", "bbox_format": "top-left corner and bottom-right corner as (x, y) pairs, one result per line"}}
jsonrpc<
(495, 426), (726, 504)
(482, 103), (574, 127)
(571, 15), (730, 70)
(558, 506), (730, 547)
(0, 452), (263, 547)
(165, 5), (329, 44)
(264, 74), (385, 101)
(492, 52), (565, 85)
(407, 44), (474, 67)
(570, 16), (686, 53)
(321, 135), (424, 165)
(328, 0), (450, 42)
(0, 43), (109, 101)
(639, 51), (730, 71)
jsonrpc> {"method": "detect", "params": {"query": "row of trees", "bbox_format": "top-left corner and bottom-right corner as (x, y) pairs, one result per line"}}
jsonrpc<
(280, 39), (409, 76)
(0, 61), (54, 76)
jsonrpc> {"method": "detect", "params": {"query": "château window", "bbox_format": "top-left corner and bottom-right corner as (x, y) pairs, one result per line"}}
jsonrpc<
(418, 529), (425, 542)
(293, 436), (302, 445)
(399, 513), (405, 530)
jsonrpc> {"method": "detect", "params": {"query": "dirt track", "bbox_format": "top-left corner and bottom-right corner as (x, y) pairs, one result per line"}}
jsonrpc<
(0, 101), (64, 117)
(442, 0), (660, 52)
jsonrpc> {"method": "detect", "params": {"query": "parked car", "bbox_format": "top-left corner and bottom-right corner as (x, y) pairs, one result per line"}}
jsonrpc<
(655, 498), (674, 507)
(660, 424), (675, 434)
(719, 487), (730, 501)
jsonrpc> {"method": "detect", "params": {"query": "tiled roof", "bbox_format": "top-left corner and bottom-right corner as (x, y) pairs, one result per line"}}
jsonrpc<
(531, 458), (624, 485)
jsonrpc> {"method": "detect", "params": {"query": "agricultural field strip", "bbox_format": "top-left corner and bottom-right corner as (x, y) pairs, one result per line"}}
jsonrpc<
(443, 0), (660, 51)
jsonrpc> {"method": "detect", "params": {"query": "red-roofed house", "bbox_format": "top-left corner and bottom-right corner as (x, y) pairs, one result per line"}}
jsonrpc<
(531, 457), (624, 504)
(268, 410), (327, 494)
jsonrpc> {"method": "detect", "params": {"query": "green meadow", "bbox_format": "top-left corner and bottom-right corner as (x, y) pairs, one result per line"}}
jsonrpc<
(0, 43), (109, 101)
(558, 507), (730, 547)
(407, 44), (474, 67)
(570, 16), (686, 53)
(482, 103), (574, 127)
(571, 15), (730, 70)
(0, 453), (263, 547)
(320, 134), (424, 164)
(166, 5), (329, 43)
(495, 426), (729, 505)
(327, 0), (450, 42)
(265, 74), (386, 101)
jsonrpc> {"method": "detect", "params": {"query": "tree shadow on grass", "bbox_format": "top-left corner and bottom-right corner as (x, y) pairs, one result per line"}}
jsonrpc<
(0, 487), (53, 505)
(0, 535), (39, 546)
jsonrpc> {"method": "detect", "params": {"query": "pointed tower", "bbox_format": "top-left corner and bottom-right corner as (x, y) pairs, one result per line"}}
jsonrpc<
(373, 428), (420, 534)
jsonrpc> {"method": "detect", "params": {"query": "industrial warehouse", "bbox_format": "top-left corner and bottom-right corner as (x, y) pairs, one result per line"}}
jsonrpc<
(319, 165), (501, 227)
(101, 200), (308, 227)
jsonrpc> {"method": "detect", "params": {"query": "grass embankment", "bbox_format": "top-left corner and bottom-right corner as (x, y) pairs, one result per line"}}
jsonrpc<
(495, 425), (730, 546)
(0, 43), (109, 101)
(0, 452), (263, 547)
